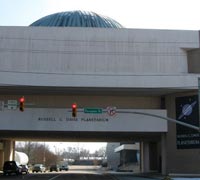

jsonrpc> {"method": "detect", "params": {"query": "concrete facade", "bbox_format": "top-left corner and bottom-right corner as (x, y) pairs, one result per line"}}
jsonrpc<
(0, 27), (199, 89)
(0, 26), (200, 174)
(166, 92), (200, 174)
(106, 143), (120, 171)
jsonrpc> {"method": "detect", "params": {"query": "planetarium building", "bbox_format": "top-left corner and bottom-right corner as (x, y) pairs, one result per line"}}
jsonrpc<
(0, 11), (200, 175)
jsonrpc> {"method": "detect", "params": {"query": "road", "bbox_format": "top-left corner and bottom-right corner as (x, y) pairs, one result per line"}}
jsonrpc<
(0, 166), (159, 180)
(0, 173), (116, 180)
(0, 173), (160, 180)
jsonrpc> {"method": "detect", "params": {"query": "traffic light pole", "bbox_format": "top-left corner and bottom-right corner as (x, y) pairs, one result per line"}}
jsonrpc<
(117, 110), (200, 132)
(198, 77), (200, 133)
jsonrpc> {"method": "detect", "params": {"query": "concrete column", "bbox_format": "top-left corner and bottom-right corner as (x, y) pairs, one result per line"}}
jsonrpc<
(0, 142), (4, 170)
(122, 151), (126, 168)
(4, 140), (15, 161)
(0, 150), (4, 170)
(161, 133), (167, 175)
(140, 141), (150, 173)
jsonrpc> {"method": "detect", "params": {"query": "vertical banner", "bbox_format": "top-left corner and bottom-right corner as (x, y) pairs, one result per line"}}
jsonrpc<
(176, 95), (200, 149)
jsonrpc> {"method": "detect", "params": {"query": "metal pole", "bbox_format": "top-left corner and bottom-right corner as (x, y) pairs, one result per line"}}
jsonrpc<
(198, 77), (200, 131)
(117, 110), (200, 132)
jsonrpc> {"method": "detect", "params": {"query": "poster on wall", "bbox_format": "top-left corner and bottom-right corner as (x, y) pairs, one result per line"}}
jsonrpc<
(176, 95), (200, 149)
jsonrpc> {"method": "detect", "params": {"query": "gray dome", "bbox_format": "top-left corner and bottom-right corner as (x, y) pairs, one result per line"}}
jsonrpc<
(30, 10), (123, 28)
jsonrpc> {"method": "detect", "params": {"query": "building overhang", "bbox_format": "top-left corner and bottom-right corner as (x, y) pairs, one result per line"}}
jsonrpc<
(114, 144), (139, 153)
(0, 72), (199, 96)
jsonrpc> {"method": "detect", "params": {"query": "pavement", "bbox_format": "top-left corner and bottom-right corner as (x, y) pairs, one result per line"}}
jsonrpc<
(2, 167), (200, 180)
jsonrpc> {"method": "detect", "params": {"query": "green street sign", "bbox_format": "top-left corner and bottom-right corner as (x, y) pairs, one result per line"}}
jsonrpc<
(84, 108), (102, 114)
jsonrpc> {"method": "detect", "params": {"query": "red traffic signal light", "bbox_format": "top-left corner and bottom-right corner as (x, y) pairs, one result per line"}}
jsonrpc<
(72, 103), (77, 117)
(19, 96), (25, 112)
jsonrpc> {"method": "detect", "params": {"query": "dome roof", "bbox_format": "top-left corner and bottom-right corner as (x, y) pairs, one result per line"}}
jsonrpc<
(30, 10), (123, 28)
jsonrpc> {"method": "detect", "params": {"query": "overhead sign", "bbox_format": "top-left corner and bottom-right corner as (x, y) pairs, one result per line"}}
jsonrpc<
(0, 108), (167, 132)
(84, 108), (102, 114)
(7, 100), (17, 110)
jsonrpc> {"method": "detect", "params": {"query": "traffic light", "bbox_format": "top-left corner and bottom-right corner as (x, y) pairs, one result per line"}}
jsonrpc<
(72, 103), (77, 117)
(19, 96), (25, 112)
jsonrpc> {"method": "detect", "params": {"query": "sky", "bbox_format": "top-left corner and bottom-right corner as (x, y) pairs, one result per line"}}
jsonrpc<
(47, 142), (107, 154)
(0, 0), (200, 30)
(16, 141), (107, 154)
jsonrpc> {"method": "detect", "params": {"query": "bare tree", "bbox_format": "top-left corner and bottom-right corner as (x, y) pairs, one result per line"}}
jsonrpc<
(16, 142), (59, 167)
(93, 146), (106, 159)
(79, 148), (90, 159)
(16, 142), (107, 166)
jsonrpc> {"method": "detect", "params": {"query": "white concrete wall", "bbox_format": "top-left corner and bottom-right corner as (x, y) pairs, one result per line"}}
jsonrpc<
(0, 27), (199, 88)
(0, 108), (167, 132)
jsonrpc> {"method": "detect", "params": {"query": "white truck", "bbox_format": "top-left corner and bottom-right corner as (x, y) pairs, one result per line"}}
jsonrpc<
(15, 151), (29, 165)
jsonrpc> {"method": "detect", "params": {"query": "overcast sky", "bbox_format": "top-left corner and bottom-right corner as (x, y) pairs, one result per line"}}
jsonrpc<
(0, 0), (200, 30)
(48, 142), (107, 154)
